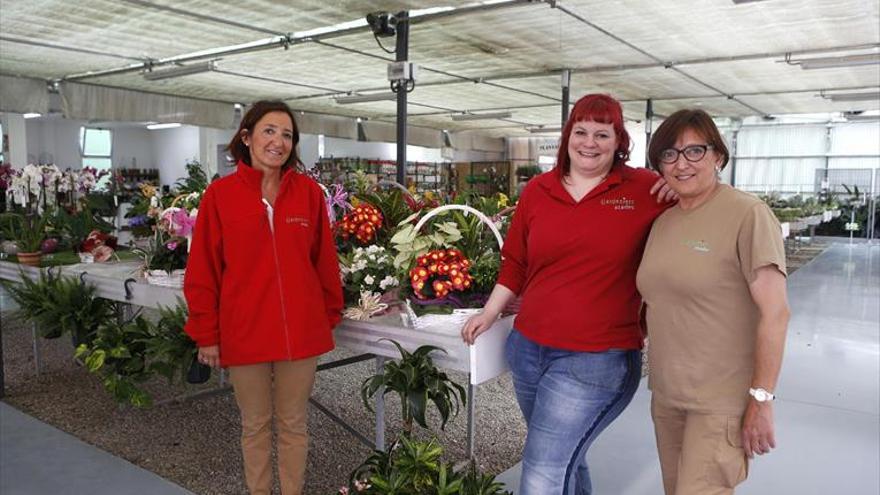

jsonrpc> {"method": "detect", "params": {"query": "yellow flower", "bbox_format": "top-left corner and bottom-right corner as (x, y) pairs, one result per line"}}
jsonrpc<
(139, 183), (157, 198)
(497, 193), (509, 208)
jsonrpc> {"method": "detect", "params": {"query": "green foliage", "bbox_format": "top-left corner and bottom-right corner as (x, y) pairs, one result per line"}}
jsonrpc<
(468, 252), (500, 295)
(50, 205), (114, 250)
(0, 269), (64, 338)
(174, 160), (209, 196)
(346, 437), (510, 495)
(0, 212), (48, 252)
(357, 189), (415, 236)
(143, 301), (198, 383)
(0, 269), (114, 343)
(515, 165), (542, 179)
(361, 340), (467, 435)
(74, 316), (154, 407)
(390, 216), (462, 270)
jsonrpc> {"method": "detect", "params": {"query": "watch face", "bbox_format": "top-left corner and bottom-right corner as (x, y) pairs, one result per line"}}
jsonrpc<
(755, 390), (769, 401)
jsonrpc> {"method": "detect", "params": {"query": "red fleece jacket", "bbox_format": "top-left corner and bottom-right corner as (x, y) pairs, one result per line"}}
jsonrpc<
(184, 162), (343, 366)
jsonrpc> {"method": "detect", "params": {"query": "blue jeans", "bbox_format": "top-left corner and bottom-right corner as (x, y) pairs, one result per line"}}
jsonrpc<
(506, 328), (641, 495)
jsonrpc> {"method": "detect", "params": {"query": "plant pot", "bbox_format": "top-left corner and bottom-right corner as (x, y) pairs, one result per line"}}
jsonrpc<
(186, 360), (212, 384)
(16, 251), (42, 267)
(41, 327), (63, 339)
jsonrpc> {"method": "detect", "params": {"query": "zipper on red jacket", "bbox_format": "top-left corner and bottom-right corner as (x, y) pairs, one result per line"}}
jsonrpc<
(263, 198), (293, 360)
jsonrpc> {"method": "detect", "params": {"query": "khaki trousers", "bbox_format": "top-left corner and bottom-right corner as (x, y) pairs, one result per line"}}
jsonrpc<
(651, 393), (749, 495)
(228, 358), (317, 495)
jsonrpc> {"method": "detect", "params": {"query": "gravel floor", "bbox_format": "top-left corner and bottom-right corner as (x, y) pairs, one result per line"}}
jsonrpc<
(0, 312), (525, 495)
(0, 242), (826, 494)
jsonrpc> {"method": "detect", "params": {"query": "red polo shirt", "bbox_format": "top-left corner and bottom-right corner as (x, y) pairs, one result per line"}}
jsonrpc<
(498, 165), (667, 352)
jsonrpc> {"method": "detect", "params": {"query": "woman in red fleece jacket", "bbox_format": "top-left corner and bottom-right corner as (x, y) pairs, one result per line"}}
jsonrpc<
(184, 100), (342, 495)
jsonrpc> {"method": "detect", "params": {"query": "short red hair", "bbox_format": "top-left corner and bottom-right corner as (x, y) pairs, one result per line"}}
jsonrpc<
(555, 94), (631, 176)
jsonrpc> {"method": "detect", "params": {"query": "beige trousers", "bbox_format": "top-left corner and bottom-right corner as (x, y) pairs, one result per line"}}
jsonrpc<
(651, 393), (749, 495)
(228, 358), (317, 495)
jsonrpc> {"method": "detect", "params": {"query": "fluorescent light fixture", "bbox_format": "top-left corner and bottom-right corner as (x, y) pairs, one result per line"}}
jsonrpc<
(527, 126), (562, 133)
(844, 114), (880, 122)
(22, 113), (41, 119)
(144, 61), (215, 81)
(334, 93), (397, 104)
(822, 91), (880, 102)
(793, 53), (880, 70)
(146, 122), (182, 130)
(451, 111), (512, 121)
(732, 0), (768, 4)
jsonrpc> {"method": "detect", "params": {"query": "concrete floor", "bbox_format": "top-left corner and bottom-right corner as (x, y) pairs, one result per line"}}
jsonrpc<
(0, 402), (194, 495)
(497, 241), (880, 495)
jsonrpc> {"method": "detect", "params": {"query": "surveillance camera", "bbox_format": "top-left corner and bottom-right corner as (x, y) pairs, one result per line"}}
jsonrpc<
(366, 11), (397, 38)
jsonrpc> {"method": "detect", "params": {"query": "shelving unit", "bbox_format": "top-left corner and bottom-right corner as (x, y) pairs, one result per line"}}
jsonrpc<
(114, 168), (159, 201)
(315, 157), (452, 194)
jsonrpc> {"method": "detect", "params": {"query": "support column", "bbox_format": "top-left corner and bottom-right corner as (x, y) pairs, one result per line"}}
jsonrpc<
(561, 69), (571, 126)
(395, 11), (410, 186)
(644, 99), (653, 168)
(730, 128), (740, 186)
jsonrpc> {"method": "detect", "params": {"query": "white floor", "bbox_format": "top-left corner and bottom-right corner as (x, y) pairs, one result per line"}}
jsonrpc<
(497, 241), (880, 495)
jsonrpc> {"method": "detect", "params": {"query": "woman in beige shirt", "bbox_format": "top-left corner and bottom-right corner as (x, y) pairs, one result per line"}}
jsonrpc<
(637, 109), (791, 495)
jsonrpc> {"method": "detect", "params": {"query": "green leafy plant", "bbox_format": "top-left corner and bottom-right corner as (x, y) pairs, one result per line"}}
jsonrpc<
(0, 212), (49, 253)
(144, 300), (199, 383)
(360, 340), (467, 436)
(75, 315), (154, 407)
(51, 205), (115, 251)
(345, 437), (511, 495)
(0, 269), (64, 338)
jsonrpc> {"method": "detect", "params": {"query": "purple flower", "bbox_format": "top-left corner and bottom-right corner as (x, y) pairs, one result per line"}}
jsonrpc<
(128, 214), (148, 227)
(166, 241), (179, 251)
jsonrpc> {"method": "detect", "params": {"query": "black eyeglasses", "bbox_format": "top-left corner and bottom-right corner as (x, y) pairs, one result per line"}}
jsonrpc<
(658, 144), (714, 164)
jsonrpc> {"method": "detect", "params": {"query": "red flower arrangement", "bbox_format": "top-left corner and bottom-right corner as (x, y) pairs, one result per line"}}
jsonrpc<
(338, 203), (383, 244)
(409, 248), (474, 300)
(78, 230), (119, 262)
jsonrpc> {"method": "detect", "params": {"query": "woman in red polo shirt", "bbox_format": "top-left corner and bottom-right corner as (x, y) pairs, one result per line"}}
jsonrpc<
(462, 94), (669, 495)
(184, 100), (343, 495)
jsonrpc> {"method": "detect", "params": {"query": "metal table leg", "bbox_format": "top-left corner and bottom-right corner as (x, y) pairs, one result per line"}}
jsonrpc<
(375, 356), (386, 451)
(467, 380), (475, 460)
(31, 322), (40, 376)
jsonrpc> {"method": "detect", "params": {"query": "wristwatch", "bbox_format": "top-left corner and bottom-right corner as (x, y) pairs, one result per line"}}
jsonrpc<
(749, 387), (776, 402)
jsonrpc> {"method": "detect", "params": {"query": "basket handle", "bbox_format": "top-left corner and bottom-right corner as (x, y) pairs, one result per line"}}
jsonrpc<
(413, 204), (504, 250)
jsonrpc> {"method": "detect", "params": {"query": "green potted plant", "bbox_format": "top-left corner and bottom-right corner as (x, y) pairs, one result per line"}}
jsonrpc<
(75, 315), (155, 407)
(360, 340), (467, 436)
(144, 300), (210, 385)
(0, 269), (64, 338)
(0, 212), (49, 267)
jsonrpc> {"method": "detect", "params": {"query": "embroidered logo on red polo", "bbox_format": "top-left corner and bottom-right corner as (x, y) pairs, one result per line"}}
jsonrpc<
(600, 196), (636, 211)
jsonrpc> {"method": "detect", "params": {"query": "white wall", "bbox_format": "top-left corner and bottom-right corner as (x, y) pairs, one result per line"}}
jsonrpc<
(150, 125), (200, 187)
(1, 113), (28, 167)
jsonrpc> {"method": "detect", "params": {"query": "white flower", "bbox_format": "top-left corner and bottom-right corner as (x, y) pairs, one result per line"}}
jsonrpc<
(379, 275), (399, 290)
(364, 274), (375, 286)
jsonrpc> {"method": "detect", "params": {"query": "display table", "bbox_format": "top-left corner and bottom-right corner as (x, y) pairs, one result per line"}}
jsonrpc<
(0, 260), (513, 458)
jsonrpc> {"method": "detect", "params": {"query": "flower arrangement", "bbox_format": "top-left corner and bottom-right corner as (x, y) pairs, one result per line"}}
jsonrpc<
(340, 245), (400, 304)
(78, 229), (118, 263)
(338, 203), (383, 245)
(409, 248), (473, 301)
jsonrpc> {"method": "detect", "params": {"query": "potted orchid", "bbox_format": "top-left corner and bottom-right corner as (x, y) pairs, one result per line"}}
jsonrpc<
(134, 206), (195, 287)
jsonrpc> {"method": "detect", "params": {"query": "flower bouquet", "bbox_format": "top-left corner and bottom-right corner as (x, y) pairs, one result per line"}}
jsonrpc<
(133, 205), (195, 288)
(340, 245), (402, 320)
(77, 229), (118, 263)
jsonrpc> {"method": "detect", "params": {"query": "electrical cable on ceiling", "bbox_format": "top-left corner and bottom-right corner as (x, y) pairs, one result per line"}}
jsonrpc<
(373, 32), (395, 54)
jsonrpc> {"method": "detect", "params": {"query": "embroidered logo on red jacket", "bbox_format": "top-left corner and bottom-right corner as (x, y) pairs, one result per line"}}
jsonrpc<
(286, 216), (310, 227)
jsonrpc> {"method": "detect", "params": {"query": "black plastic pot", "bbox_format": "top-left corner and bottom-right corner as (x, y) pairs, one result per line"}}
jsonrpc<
(186, 360), (211, 384)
